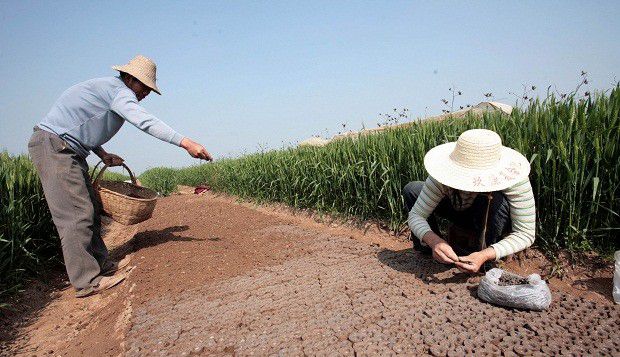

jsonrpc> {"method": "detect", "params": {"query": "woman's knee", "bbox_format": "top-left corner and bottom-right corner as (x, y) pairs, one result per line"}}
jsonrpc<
(403, 181), (425, 210)
(403, 181), (424, 197)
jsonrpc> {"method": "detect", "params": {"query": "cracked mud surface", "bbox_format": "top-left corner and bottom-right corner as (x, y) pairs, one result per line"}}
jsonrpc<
(127, 232), (620, 356)
(3, 191), (619, 356)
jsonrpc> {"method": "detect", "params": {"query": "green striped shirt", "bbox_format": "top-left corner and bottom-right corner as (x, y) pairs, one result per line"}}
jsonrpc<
(407, 176), (536, 260)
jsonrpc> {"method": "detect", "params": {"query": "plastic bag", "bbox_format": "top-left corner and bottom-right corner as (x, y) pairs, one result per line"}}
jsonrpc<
(477, 268), (552, 310)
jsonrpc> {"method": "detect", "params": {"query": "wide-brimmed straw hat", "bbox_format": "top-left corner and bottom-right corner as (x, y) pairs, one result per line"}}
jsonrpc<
(424, 129), (530, 192)
(112, 55), (161, 95)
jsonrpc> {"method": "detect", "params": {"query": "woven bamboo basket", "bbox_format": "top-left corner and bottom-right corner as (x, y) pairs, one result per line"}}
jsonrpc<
(92, 162), (157, 225)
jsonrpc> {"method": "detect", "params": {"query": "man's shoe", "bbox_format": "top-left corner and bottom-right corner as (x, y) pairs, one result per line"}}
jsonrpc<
(101, 255), (132, 276)
(75, 272), (127, 298)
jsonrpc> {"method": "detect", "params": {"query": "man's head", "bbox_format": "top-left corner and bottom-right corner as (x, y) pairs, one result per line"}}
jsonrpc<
(120, 72), (151, 101)
(112, 55), (162, 99)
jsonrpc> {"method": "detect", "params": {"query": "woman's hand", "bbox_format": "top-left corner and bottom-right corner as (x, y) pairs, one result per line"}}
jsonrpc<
(423, 232), (459, 264)
(455, 247), (496, 273)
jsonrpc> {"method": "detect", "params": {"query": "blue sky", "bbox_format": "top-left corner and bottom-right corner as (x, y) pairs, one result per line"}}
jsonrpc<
(1, 1), (619, 173)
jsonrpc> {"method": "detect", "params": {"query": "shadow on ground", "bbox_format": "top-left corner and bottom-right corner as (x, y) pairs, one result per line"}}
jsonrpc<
(377, 248), (471, 284)
(110, 225), (204, 257)
(572, 277), (614, 303)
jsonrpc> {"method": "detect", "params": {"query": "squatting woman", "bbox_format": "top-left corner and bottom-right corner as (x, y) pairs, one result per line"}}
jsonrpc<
(403, 129), (536, 273)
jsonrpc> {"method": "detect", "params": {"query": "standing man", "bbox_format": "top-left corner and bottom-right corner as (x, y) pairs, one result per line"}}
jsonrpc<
(28, 55), (212, 297)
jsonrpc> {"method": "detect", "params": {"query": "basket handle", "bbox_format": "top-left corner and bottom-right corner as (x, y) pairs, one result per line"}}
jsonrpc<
(91, 160), (137, 189)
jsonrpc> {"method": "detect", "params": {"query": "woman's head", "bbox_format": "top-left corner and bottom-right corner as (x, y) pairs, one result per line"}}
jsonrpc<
(423, 129), (530, 192)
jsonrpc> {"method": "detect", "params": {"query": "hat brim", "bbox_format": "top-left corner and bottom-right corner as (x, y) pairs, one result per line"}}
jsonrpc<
(112, 65), (161, 95)
(423, 142), (531, 192)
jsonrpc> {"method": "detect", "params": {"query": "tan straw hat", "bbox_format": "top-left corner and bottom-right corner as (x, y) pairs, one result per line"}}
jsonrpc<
(423, 129), (530, 192)
(112, 55), (161, 95)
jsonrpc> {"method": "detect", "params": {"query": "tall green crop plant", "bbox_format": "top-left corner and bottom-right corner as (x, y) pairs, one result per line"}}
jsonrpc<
(139, 167), (179, 196)
(0, 153), (59, 305)
(140, 85), (620, 256)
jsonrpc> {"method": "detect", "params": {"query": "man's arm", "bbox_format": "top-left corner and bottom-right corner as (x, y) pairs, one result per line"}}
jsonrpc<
(110, 90), (212, 161)
(93, 146), (106, 158)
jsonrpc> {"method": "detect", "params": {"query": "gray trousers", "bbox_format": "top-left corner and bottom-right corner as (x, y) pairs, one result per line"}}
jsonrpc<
(28, 128), (107, 289)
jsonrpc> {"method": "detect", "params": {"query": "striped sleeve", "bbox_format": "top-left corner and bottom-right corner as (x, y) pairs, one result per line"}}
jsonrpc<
(407, 176), (445, 244)
(490, 179), (537, 260)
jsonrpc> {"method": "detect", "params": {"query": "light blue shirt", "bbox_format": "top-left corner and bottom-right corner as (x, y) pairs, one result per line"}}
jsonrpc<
(38, 76), (184, 158)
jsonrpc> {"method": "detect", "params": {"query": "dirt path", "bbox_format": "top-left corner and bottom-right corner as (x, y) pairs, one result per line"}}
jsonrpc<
(2, 191), (619, 356)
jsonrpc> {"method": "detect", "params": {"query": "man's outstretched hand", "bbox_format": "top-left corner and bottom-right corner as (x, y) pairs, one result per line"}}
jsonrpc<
(181, 138), (213, 161)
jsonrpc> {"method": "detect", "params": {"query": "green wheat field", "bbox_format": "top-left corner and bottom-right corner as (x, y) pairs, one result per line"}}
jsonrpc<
(2, 86), (619, 305)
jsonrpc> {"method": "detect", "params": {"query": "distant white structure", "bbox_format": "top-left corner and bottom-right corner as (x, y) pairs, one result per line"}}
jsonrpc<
(298, 136), (331, 147)
(476, 101), (513, 115)
(442, 101), (513, 118)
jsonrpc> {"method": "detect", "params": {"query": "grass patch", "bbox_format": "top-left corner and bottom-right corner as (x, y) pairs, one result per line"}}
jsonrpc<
(141, 86), (620, 256)
(0, 153), (59, 305)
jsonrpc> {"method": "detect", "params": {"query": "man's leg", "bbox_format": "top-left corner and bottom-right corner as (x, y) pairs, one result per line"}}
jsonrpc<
(82, 166), (108, 267)
(28, 130), (107, 290)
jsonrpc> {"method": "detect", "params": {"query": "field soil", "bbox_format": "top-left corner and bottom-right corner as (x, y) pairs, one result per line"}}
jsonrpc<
(1, 189), (618, 356)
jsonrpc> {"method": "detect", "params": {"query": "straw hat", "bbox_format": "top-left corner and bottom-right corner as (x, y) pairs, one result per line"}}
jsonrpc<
(424, 129), (530, 192)
(112, 55), (161, 95)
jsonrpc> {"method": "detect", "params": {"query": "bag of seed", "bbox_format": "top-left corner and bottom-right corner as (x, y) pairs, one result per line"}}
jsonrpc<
(477, 268), (552, 310)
